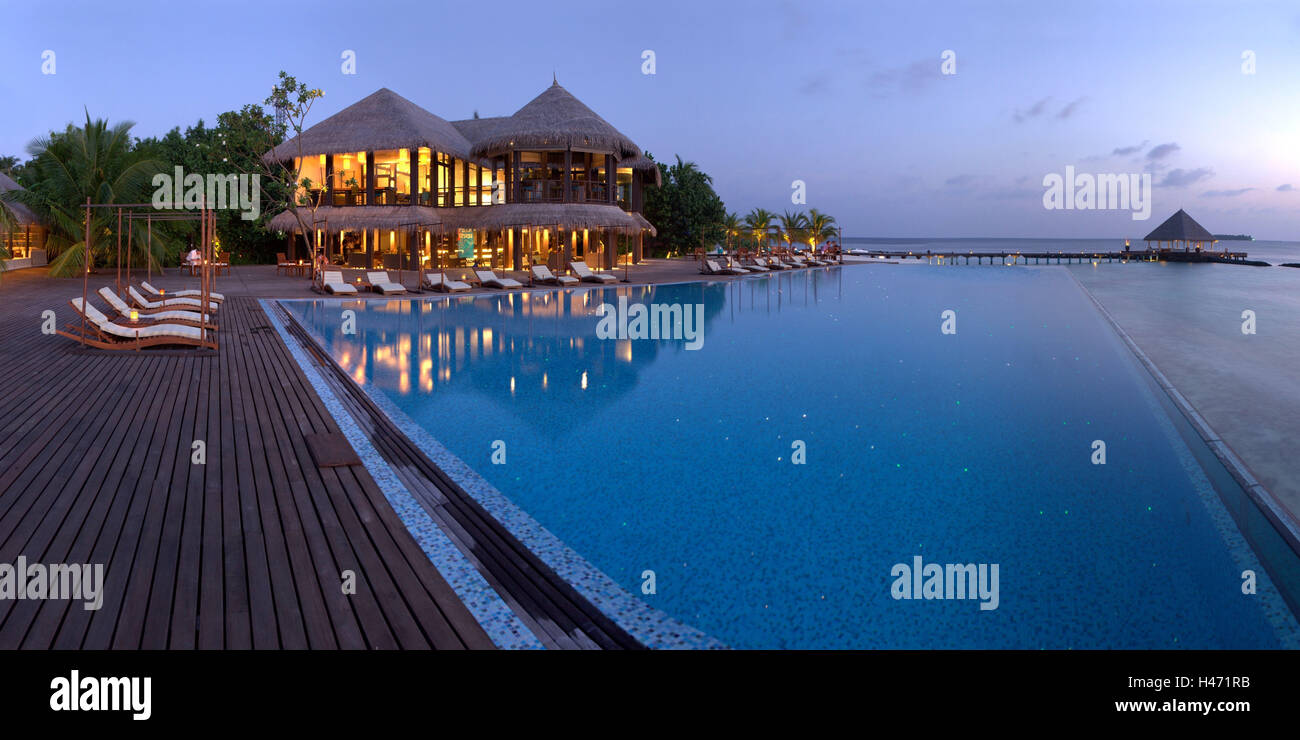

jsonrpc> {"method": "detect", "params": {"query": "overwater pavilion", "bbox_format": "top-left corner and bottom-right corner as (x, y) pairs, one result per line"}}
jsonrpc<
(0, 172), (48, 270)
(265, 84), (658, 275)
(1143, 208), (1217, 252)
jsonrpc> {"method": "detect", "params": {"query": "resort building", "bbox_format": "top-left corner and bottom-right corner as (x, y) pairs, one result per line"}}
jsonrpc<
(265, 82), (659, 274)
(0, 172), (48, 270)
(1143, 208), (1216, 252)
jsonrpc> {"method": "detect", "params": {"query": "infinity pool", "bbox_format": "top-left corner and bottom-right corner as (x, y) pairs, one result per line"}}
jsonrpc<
(285, 266), (1300, 648)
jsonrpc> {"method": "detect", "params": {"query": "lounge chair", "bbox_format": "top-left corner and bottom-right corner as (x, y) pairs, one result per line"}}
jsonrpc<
(740, 256), (770, 271)
(99, 287), (215, 329)
(569, 261), (617, 284)
(322, 271), (358, 295)
(474, 269), (523, 289)
(128, 285), (218, 313)
(802, 254), (828, 266)
(423, 272), (471, 292)
(703, 259), (748, 275)
(756, 256), (787, 270)
(531, 265), (579, 286)
(276, 252), (295, 275)
(140, 280), (224, 302)
(58, 298), (216, 350)
(366, 271), (407, 294)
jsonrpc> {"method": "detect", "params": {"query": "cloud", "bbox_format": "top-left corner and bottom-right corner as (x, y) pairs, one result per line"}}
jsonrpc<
(1057, 97), (1088, 119)
(1112, 140), (1149, 156)
(1202, 187), (1255, 197)
(1278, 183), (1294, 192)
(944, 174), (982, 188)
(800, 74), (831, 95)
(1013, 97), (1051, 123)
(1146, 142), (1181, 160)
(868, 59), (940, 96)
(1159, 167), (1214, 187)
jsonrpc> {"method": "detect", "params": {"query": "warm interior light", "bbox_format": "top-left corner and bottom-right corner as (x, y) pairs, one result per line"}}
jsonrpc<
(129, 309), (139, 321)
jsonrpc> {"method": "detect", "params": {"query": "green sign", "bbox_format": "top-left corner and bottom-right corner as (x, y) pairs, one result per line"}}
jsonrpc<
(457, 229), (475, 260)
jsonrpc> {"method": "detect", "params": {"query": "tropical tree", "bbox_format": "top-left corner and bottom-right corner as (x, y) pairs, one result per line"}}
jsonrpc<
(642, 153), (727, 256)
(777, 210), (808, 250)
(721, 211), (742, 250)
(221, 71), (324, 273)
(3, 114), (169, 276)
(743, 208), (775, 252)
(806, 208), (838, 249)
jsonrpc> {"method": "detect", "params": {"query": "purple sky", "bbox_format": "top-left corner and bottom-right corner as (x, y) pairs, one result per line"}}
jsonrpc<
(3, 0), (1298, 239)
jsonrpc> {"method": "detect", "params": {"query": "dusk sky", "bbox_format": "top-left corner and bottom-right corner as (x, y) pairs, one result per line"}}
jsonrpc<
(3, 0), (1298, 239)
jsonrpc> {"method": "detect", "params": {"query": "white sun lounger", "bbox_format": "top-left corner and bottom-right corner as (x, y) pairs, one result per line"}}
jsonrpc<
(568, 261), (616, 283)
(99, 287), (212, 325)
(424, 272), (471, 292)
(65, 297), (212, 348)
(128, 285), (216, 312)
(704, 259), (748, 275)
(531, 265), (579, 286)
(141, 280), (224, 302)
(366, 271), (407, 294)
(322, 271), (358, 295)
(474, 269), (523, 289)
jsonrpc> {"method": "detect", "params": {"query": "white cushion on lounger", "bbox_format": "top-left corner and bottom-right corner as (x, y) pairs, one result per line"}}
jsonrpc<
(366, 271), (407, 294)
(72, 298), (204, 340)
(141, 281), (224, 301)
(531, 265), (579, 285)
(128, 285), (209, 311)
(99, 287), (209, 322)
(569, 261), (616, 283)
(475, 270), (523, 289)
(322, 271), (358, 294)
(425, 273), (471, 292)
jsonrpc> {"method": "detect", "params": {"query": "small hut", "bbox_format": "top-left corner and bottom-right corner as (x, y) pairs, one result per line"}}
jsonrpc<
(1143, 209), (1216, 252)
(0, 172), (48, 268)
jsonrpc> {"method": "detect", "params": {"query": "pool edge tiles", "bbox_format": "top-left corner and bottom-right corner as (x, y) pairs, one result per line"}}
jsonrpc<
(259, 298), (545, 651)
(275, 296), (725, 651)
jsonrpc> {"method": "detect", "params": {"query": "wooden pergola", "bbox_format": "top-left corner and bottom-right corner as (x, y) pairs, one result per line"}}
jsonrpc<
(1143, 208), (1217, 252)
(75, 199), (220, 350)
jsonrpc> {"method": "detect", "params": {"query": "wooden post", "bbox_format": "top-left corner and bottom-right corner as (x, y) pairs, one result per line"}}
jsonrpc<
(365, 151), (375, 205)
(81, 198), (90, 346)
(325, 154), (335, 205)
(563, 149), (571, 203)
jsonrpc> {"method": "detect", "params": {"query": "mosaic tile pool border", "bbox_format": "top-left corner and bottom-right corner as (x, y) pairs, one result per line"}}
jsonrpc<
(260, 298), (544, 650)
(274, 294), (724, 650)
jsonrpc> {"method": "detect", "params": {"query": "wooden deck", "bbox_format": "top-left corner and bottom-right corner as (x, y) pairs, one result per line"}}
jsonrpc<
(0, 268), (494, 649)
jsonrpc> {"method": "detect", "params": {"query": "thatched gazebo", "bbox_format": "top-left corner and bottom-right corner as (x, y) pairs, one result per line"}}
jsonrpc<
(0, 172), (48, 269)
(1143, 208), (1217, 252)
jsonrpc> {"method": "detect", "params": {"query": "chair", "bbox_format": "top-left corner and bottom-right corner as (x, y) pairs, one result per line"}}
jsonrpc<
(365, 271), (407, 294)
(99, 287), (215, 329)
(531, 265), (579, 286)
(568, 261), (616, 284)
(58, 298), (216, 350)
(474, 269), (523, 289)
(276, 252), (295, 275)
(128, 285), (218, 313)
(322, 271), (358, 295)
(140, 281), (224, 302)
(423, 273), (471, 293)
(703, 259), (748, 275)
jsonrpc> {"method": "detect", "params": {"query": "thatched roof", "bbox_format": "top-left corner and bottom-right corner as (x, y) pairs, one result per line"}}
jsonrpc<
(264, 88), (475, 163)
(618, 153), (663, 187)
(450, 116), (508, 143)
(468, 82), (641, 159)
(269, 203), (655, 236)
(0, 172), (41, 226)
(268, 205), (443, 232)
(1143, 208), (1215, 243)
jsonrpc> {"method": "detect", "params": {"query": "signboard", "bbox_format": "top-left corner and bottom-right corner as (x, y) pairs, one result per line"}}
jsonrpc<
(457, 229), (475, 260)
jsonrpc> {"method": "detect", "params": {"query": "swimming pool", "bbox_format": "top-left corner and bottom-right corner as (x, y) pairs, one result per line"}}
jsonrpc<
(284, 266), (1300, 648)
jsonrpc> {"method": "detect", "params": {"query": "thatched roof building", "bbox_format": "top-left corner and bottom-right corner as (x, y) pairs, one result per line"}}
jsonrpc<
(264, 80), (659, 272)
(465, 81), (641, 159)
(1143, 209), (1216, 250)
(265, 88), (476, 162)
(0, 172), (41, 226)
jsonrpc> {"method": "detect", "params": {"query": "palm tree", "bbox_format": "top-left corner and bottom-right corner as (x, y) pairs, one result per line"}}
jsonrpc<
(8, 114), (170, 277)
(721, 211), (742, 251)
(743, 208), (775, 252)
(806, 209), (838, 250)
(778, 210), (809, 250)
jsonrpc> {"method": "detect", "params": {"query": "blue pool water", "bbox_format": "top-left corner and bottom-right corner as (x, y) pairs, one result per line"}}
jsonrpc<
(285, 266), (1300, 648)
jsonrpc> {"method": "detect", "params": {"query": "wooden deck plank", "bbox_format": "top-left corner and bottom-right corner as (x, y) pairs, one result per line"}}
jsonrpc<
(0, 269), (492, 650)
